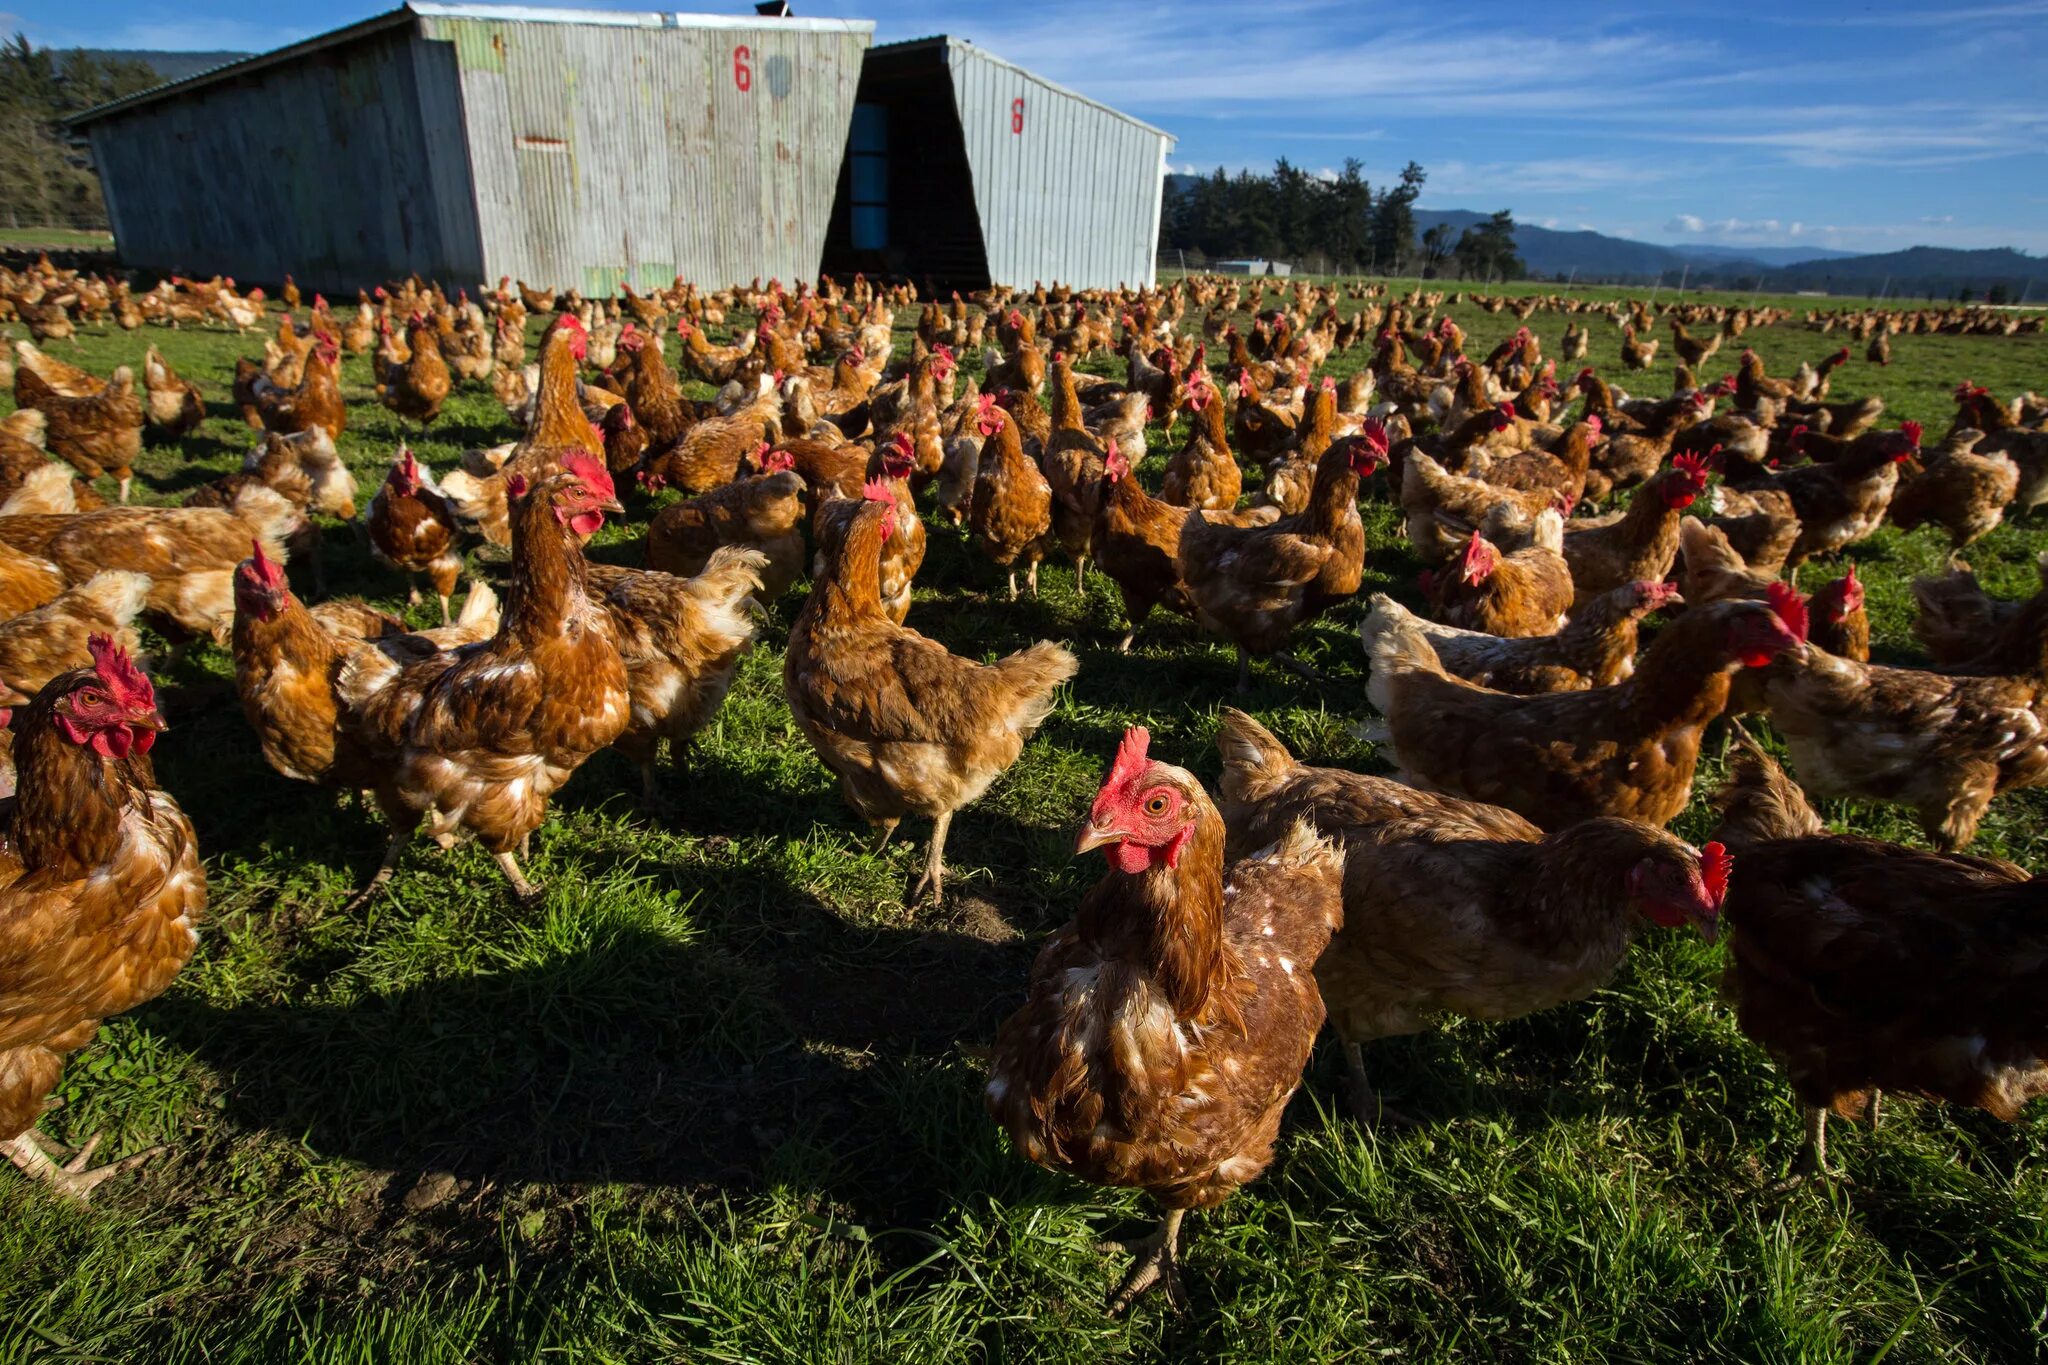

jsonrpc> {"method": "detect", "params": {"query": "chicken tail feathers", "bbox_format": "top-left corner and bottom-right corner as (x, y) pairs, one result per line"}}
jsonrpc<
(994, 641), (1079, 737)
(1215, 707), (1298, 808)
(1709, 731), (1825, 852)
(1361, 593), (1444, 718)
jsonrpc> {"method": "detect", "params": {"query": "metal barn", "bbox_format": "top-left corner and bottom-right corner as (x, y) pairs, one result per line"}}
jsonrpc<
(821, 37), (1174, 291)
(69, 3), (874, 292)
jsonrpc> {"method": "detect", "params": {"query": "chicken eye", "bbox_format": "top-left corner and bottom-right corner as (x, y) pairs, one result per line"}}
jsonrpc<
(1144, 793), (1170, 816)
(78, 688), (102, 707)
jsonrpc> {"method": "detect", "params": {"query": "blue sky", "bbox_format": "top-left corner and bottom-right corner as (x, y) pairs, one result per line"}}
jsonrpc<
(17, 0), (2048, 255)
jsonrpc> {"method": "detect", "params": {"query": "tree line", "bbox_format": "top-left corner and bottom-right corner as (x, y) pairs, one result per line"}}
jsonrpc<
(1159, 158), (1526, 280)
(0, 35), (160, 231)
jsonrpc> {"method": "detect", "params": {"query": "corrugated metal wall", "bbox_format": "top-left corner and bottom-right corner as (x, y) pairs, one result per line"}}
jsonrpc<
(945, 43), (1168, 291)
(83, 26), (482, 289)
(421, 12), (869, 294)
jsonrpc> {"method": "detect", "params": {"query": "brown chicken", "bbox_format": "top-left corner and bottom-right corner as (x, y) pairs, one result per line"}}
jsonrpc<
(0, 571), (150, 705)
(230, 545), (497, 790)
(0, 485), (301, 643)
(367, 446), (465, 623)
(0, 540), (66, 620)
(340, 455), (629, 906)
(1371, 581), (1681, 694)
(1399, 451), (1556, 563)
(1709, 743), (2048, 1183)
(141, 344), (204, 439)
(1760, 607), (2048, 850)
(1092, 440), (1202, 652)
(643, 373), (781, 495)
(784, 490), (1077, 903)
(1363, 588), (1808, 830)
(1734, 423), (1917, 567)
(986, 726), (1343, 1310)
(237, 333), (347, 442)
(810, 434), (926, 625)
(969, 398), (1057, 600)
(1910, 555), (2046, 669)
(1675, 516), (1782, 607)
(1041, 356), (1109, 586)
(1180, 427), (1389, 689)
(615, 325), (697, 449)
(377, 315), (453, 431)
(1808, 566), (1869, 661)
(1888, 430), (2019, 550)
(11, 343), (143, 503)
(1161, 373), (1242, 511)
(0, 636), (202, 1198)
(587, 549), (767, 805)
(1216, 710), (1722, 1125)
(1419, 515), (1572, 639)
(1560, 455), (1709, 606)
(644, 453), (807, 601)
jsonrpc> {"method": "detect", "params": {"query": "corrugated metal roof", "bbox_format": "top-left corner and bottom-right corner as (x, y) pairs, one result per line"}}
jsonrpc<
(869, 34), (1173, 141)
(67, 2), (873, 125)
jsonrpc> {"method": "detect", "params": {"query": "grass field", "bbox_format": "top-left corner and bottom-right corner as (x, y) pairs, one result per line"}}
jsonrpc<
(1, 282), (2045, 1363)
(0, 227), (117, 252)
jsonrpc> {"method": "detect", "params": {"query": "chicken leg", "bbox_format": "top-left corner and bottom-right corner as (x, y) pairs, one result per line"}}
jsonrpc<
(495, 850), (544, 907)
(1105, 1207), (1188, 1315)
(342, 827), (413, 912)
(910, 810), (953, 905)
(1773, 1106), (1848, 1191)
(2, 1129), (160, 1201)
(1342, 1039), (1415, 1128)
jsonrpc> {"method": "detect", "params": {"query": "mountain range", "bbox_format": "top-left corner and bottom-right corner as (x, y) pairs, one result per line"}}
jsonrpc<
(1409, 210), (1864, 279)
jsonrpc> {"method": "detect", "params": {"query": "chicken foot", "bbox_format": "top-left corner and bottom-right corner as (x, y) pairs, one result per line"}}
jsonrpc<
(1773, 1106), (1850, 1191)
(2, 1129), (161, 1201)
(495, 850), (544, 907)
(909, 810), (953, 905)
(1104, 1207), (1188, 1315)
(342, 827), (413, 913)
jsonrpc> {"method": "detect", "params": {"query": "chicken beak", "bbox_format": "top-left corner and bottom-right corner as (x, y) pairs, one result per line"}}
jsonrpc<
(1074, 821), (1117, 856)
(600, 495), (626, 515)
(1691, 909), (1721, 946)
(131, 710), (167, 733)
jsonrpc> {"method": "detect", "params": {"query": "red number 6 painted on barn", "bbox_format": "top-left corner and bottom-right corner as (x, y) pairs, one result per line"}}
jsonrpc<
(1011, 97), (1025, 134)
(734, 45), (752, 92)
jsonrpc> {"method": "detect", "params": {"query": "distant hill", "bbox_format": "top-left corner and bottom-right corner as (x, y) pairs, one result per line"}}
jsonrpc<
(1669, 243), (1862, 267)
(1415, 210), (1698, 279)
(69, 49), (250, 84)
(1761, 246), (2045, 297)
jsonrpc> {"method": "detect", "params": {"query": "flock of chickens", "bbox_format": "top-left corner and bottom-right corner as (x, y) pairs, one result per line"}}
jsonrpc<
(0, 254), (2045, 1314)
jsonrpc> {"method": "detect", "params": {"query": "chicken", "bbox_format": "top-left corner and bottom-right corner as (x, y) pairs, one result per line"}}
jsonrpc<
(236, 332), (347, 441)
(1419, 515), (1572, 639)
(809, 434), (926, 626)
(0, 572), (150, 705)
(1888, 431), (2019, 550)
(1180, 427), (1389, 689)
(1910, 555), (2047, 669)
(1363, 588), (1808, 830)
(644, 453), (807, 601)
(1399, 451), (1555, 563)
(1369, 581), (1681, 694)
(1620, 324), (1658, 371)
(366, 446), (466, 623)
(0, 636), (202, 1199)
(11, 343), (143, 503)
(986, 726), (1343, 1311)
(587, 550), (766, 805)
(1560, 455), (1710, 605)
(1584, 393), (1706, 503)
(141, 344), (204, 439)
(1759, 612), (2048, 851)
(1093, 439), (1199, 652)
(1041, 356), (1109, 586)
(376, 315), (453, 432)
(340, 455), (630, 906)
(1161, 372), (1242, 511)
(0, 484), (301, 643)
(673, 318), (758, 386)
(1676, 516), (1781, 607)
(614, 325), (697, 449)
(1215, 709), (1721, 1125)
(643, 373), (781, 495)
(230, 545), (497, 790)
(1808, 565), (1869, 661)
(0, 540), (66, 620)
(969, 397), (1056, 601)
(783, 488), (1077, 903)
(1734, 423), (1917, 567)
(1708, 742), (2048, 1184)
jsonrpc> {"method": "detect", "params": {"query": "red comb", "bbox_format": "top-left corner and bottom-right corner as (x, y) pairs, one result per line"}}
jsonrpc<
(1105, 726), (1151, 794)
(1766, 581), (1810, 641)
(88, 633), (154, 710)
(1699, 842), (1732, 907)
(1901, 420), (1923, 447)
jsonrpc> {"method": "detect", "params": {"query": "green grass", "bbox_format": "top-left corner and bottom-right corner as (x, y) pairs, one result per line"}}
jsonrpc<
(0, 285), (2045, 1364)
(0, 227), (116, 251)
